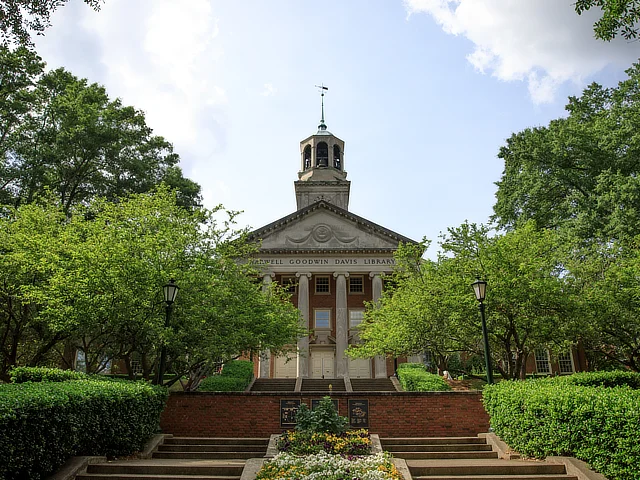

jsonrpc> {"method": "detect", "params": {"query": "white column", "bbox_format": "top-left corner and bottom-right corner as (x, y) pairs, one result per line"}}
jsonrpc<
(334, 272), (349, 378)
(259, 273), (275, 378)
(296, 272), (311, 378)
(370, 272), (387, 378)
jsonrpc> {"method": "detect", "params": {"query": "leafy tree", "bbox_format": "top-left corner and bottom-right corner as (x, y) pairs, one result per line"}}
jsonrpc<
(493, 62), (640, 244)
(0, 0), (103, 46)
(0, 49), (201, 213)
(575, 0), (640, 41)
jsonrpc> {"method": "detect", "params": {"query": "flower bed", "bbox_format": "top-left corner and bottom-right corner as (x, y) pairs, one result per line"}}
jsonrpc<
(276, 429), (371, 455)
(256, 451), (402, 480)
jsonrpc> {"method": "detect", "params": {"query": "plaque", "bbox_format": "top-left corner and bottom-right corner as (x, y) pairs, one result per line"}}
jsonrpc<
(311, 398), (339, 412)
(348, 399), (369, 428)
(280, 399), (301, 427)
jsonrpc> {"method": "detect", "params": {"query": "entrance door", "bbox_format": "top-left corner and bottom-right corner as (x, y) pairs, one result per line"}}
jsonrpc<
(311, 350), (335, 378)
(274, 354), (298, 378)
(348, 358), (371, 378)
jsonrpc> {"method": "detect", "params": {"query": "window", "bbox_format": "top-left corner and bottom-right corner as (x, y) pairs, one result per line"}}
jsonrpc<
(333, 145), (341, 170)
(315, 309), (331, 329)
(316, 142), (328, 167)
(303, 145), (311, 169)
(281, 275), (297, 294)
(315, 276), (330, 294)
(349, 310), (364, 329)
(558, 351), (574, 374)
(535, 349), (551, 374)
(349, 276), (364, 294)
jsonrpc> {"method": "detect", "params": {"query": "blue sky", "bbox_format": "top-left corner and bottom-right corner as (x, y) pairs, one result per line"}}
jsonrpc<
(35, 0), (640, 256)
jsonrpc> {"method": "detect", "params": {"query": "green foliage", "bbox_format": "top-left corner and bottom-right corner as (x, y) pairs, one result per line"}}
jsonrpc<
(551, 370), (640, 389)
(9, 366), (87, 383)
(276, 429), (371, 455)
(397, 363), (452, 391)
(198, 360), (254, 392)
(0, 378), (167, 480)
(575, 0), (640, 41)
(295, 397), (349, 434)
(483, 380), (640, 480)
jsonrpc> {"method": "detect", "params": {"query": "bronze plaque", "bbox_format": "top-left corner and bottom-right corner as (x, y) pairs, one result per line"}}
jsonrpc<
(280, 399), (301, 427)
(348, 399), (369, 428)
(311, 398), (339, 412)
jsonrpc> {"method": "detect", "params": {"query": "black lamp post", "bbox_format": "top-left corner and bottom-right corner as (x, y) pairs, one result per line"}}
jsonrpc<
(471, 278), (494, 385)
(156, 279), (179, 386)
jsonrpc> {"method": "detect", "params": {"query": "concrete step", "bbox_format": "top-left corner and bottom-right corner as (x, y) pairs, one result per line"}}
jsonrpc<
(77, 475), (240, 480)
(300, 379), (347, 391)
(407, 461), (570, 477)
(383, 437), (487, 445)
(152, 452), (262, 460)
(396, 451), (499, 460)
(350, 378), (396, 391)
(384, 444), (493, 452)
(412, 476), (578, 480)
(83, 461), (244, 477)
(158, 445), (266, 453)
(164, 438), (268, 446)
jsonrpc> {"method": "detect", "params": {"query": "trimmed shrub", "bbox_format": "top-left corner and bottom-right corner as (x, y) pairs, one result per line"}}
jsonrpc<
(551, 370), (640, 389)
(198, 360), (254, 392)
(0, 379), (167, 480)
(397, 363), (452, 391)
(483, 380), (640, 480)
(10, 366), (88, 383)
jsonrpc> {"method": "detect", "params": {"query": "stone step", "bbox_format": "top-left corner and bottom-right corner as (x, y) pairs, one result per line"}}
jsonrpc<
(158, 445), (266, 453)
(300, 379), (347, 391)
(152, 452), (262, 460)
(412, 476), (578, 480)
(383, 437), (488, 445)
(384, 444), (493, 452)
(85, 462), (244, 476)
(395, 451), (499, 460)
(164, 438), (268, 446)
(77, 474), (240, 480)
(350, 379), (396, 391)
(407, 462), (570, 477)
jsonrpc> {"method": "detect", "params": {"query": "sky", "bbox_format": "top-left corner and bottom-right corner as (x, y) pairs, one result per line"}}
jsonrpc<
(34, 0), (640, 257)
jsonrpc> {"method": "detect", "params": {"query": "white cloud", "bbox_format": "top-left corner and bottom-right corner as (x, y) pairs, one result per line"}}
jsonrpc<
(404, 0), (640, 103)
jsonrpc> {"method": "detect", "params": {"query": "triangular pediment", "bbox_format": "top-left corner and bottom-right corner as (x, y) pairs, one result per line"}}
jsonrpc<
(249, 201), (417, 253)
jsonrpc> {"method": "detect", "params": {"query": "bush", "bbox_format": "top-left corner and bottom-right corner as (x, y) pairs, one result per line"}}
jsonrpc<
(397, 364), (452, 391)
(483, 380), (640, 480)
(0, 379), (167, 480)
(198, 360), (254, 392)
(295, 396), (348, 434)
(552, 370), (640, 389)
(10, 366), (88, 383)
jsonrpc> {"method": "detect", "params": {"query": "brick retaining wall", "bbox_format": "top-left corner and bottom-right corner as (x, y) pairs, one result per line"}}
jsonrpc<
(160, 391), (489, 437)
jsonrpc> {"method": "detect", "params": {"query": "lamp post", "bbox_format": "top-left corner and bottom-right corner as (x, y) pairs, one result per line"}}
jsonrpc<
(471, 278), (493, 385)
(156, 279), (179, 386)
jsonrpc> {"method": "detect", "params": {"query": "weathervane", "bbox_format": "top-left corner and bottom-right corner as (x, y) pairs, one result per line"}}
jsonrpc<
(315, 83), (328, 130)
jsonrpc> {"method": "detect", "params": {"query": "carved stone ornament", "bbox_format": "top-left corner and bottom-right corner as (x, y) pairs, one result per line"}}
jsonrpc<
(286, 224), (357, 245)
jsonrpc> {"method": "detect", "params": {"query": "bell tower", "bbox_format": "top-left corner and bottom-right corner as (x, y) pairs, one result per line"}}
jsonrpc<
(295, 86), (350, 210)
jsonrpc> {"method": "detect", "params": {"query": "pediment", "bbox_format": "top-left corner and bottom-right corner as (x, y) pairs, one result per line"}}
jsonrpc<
(250, 201), (416, 252)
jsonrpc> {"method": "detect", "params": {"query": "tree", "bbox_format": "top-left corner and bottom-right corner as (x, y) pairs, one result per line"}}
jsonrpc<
(493, 62), (640, 244)
(0, 188), (303, 385)
(0, 55), (201, 212)
(575, 0), (640, 41)
(0, 0), (103, 46)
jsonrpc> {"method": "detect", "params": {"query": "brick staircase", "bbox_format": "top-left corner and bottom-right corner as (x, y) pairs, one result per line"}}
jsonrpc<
(300, 378), (347, 392)
(75, 438), (268, 480)
(382, 437), (578, 480)
(350, 378), (397, 391)
(249, 378), (296, 392)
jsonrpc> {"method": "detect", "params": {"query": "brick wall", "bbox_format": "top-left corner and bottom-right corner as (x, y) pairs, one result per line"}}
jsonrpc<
(160, 391), (489, 437)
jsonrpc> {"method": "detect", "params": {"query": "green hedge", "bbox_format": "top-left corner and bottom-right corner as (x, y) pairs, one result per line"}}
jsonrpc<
(0, 379), (167, 480)
(551, 370), (640, 389)
(483, 379), (640, 480)
(198, 360), (254, 392)
(10, 366), (88, 383)
(397, 363), (452, 391)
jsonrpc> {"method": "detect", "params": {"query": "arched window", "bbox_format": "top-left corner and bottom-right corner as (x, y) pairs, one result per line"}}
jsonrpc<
(303, 145), (311, 169)
(316, 142), (328, 167)
(333, 145), (341, 170)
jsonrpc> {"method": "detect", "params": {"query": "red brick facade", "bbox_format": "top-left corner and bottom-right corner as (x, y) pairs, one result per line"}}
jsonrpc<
(160, 391), (490, 438)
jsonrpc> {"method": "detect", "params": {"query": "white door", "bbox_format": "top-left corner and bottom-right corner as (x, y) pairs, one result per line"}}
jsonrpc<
(311, 350), (335, 378)
(348, 358), (371, 378)
(274, 354), (298, 378)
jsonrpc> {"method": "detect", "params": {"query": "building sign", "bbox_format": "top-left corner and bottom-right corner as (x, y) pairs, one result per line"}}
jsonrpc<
(348, 399), (369, 429)
(252, 257), (396, 266)
(280, 399), (301, 428)
(311, 398), (339, 412)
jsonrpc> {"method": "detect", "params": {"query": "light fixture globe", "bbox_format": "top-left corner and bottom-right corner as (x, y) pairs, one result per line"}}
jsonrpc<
(163, 279), (179, 305)
(471, 278), (487, 302)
